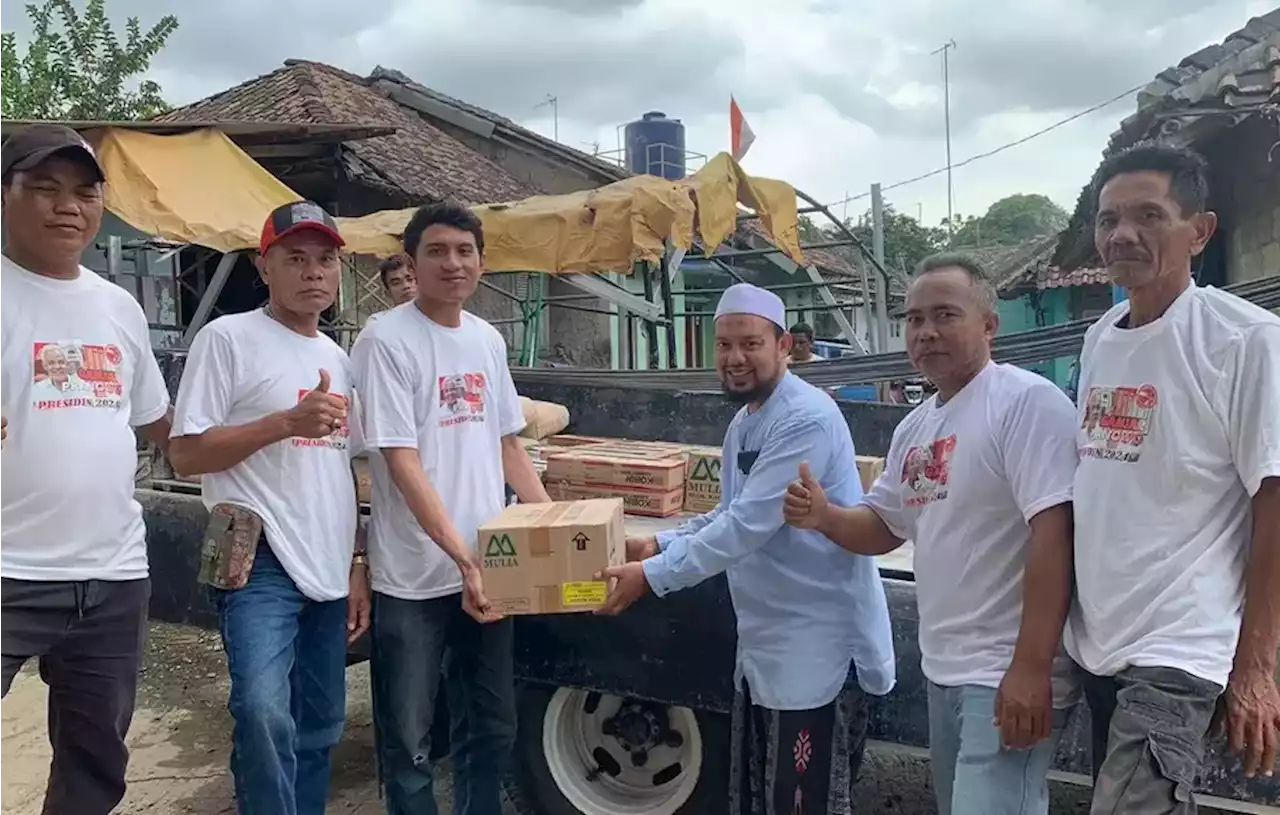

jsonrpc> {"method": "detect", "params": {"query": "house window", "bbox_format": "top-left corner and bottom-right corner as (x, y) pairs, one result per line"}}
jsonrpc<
(1071, 284), (1113, 321)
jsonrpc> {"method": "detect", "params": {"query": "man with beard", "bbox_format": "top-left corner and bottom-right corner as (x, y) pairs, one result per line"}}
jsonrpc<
(351, 200), (549, 814)
(169, 201), (369, 814)
(597, 282), (895, 815)
(1068, 142), (1280, 809)
(783, 255), (1079, 815)
(1, 123), (173, 815)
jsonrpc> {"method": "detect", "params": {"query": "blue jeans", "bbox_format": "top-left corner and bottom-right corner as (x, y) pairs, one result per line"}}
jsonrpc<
(371, 591), (516, 815)
(927, 682), (1067, 815)
(215, 544), (348, 815)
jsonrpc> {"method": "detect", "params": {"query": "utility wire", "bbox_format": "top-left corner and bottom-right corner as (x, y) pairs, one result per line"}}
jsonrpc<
(827, 82), (1146, 210)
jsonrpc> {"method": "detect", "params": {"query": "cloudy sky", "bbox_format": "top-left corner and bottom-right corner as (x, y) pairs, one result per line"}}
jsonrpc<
(2, 0), (1272, 226)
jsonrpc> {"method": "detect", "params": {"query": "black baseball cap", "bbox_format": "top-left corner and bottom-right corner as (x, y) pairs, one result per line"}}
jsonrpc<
(1, 123), (105, 183)
(259, 200), (345, 255)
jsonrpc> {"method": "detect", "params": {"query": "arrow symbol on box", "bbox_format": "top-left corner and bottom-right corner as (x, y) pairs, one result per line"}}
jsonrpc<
(573, 533), (589, 551)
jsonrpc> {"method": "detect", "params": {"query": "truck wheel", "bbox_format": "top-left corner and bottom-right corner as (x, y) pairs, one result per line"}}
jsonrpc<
(510, 684), (729, 815)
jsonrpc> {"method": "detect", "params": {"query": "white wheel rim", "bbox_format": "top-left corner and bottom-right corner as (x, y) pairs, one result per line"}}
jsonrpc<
(542, 688), (703, 815)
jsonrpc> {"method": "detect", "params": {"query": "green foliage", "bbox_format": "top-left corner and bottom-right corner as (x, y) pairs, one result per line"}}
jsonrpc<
(846, 207), (949, 275)
(948, 193), (1068, 248)
(1, 0), (179, 121)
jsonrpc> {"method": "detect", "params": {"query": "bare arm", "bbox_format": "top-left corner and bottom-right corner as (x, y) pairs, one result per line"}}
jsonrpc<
(1010, 503), (1074, 671)
(1234, 478), (1280, 678)
(817, 504), (904, 556)
(501, 435), (551, 504)
(382, 447), (477, 570)
(137, 407), (174, 454)
(169, 412), (292, 477)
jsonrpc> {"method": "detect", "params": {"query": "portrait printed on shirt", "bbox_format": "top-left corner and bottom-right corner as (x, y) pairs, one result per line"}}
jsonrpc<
(31, 340), (125, 410)
(437, 372), (487, 428)
(292, 389), (350, 450)
(1079, 384), (1158, 463)
(901, 434), (957, 507)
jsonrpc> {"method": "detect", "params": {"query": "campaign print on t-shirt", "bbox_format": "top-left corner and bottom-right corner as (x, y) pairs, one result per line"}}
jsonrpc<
(437, 372), (487, 427)
(31, 341), (125, 410)
(902, 434), (956, 507)
(1079, 384), (1158, 463)
(291, 389), (350, 449)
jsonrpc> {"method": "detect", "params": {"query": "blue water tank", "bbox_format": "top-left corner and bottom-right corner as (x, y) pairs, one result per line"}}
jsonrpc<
(624, 111), (687, 180)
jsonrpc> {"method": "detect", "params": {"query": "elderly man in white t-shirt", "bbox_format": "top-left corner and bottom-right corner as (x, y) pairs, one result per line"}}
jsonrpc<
(1, 124), (173, 815)
(785, 254), (1079, 815)
(1068, 142), (1280, 810)
(169, 201), (369, 815)
(351, 200), (550, 814)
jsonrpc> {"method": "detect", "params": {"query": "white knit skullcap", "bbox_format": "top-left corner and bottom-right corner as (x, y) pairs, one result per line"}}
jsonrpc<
(714, 283), (786, 330)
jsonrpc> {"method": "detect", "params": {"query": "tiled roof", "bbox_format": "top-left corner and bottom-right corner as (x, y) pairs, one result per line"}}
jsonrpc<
(156, 61), (538, 206)
(1053, 10), (1280, 272)
(368, 66), (630, 185)
(959, 235), (1060, 295)
(1037, 266), (1109, 290)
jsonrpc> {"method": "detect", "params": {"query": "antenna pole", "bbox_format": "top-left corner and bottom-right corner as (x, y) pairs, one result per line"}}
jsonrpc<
(931, 39), (957, 236)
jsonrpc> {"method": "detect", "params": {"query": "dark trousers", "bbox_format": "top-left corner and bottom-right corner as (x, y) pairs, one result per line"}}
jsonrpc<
(1, 576), (150, 815)
(371, 591), (516, 815)
(1083, 665), (1222, 815)
(214, 545), (348, 815)
(729, 669), (870, 815)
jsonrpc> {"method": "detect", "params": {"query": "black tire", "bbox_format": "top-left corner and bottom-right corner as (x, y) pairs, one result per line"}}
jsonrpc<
(506, 683), (730, 815)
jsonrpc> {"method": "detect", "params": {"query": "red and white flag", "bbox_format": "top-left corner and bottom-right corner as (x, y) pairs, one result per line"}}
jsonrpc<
(730, 95), (755, 162)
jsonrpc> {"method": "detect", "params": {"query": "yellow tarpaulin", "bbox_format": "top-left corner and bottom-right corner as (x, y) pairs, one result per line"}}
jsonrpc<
(92, 127), (300, 253)
(90, 126), (803, 273)
(337, 152), (804, 272)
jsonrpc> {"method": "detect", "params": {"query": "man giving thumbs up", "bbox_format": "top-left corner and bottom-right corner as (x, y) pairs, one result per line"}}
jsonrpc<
(169, 201), (367, 814)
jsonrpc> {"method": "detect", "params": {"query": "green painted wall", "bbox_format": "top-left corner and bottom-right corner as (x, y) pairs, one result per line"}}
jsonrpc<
(997, 288), (1074, 390)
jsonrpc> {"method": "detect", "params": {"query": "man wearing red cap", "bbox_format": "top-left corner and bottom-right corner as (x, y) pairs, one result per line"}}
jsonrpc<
(169, 201), (370, 815)
(1, 123), (174, 815)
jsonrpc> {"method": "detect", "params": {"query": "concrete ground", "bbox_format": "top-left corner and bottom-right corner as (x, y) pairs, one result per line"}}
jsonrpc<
(0, 621), (1234, 815)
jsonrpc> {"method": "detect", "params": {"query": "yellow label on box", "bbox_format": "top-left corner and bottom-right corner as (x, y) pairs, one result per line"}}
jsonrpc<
(562, 580), (608, 607)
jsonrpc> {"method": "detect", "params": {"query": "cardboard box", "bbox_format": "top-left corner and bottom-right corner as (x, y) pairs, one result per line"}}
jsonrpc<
(353, 455), (373, 504)
(683, 445), (722, 513)
(545, 444), (687, 492)
(856, 456), (885, 493)
(546, 434), (611, 448)
(477, 498), (624, 615)
(546, 480), (684, 517)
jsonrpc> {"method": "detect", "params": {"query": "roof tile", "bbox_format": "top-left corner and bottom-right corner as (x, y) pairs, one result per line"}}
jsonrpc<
(157, 61), (538, 206)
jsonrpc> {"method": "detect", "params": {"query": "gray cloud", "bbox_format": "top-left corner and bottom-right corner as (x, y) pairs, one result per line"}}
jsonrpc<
(486, 0), (645, 15)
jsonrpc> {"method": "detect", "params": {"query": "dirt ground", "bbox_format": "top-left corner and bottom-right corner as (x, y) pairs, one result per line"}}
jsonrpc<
(0, 621), (1236, 815)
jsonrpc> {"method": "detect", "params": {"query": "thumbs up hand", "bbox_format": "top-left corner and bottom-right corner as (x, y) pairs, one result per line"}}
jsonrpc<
(287, 369), (348, 439)
(784, 461), (829, 530)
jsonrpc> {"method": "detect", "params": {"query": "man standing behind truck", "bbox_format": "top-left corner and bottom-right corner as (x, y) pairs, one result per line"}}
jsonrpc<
(351, 201), (549, 815)
(598, 282), (896, 815)
(365, 254), (417, 326)
(1067, 143), (1280, 810)
(783, 255), (1079, 815)
(169, 201), (369, 815)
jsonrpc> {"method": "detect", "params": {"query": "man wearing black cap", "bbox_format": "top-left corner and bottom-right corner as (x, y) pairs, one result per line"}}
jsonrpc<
(1, 123), (174, 814)
(169, 201), (369, 814)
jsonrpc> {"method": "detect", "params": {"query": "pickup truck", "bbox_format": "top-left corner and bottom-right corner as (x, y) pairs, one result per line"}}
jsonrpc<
(140, 353), (1278, 814)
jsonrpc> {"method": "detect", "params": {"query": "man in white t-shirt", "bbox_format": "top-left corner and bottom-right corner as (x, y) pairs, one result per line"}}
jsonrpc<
(1068, 142), (1280, 809)
(1, 123), (173, 815)
(351, 200), (549, 814)
(169, 201), (369, 815)
(785, 254), (1079, 815)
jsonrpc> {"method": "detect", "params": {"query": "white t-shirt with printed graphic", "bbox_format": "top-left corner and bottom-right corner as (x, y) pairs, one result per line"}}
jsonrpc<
(1066, 285), (1280, 688)
(351, 306), (526, 600)
(171, 310), (361, 602)
(1, 256), (171, 581)
(862, 362), (1080, 705)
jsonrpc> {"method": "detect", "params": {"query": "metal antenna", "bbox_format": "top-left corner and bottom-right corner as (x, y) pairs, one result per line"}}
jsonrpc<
(931, 39), (957, 236)
(533, 94), (559, 142)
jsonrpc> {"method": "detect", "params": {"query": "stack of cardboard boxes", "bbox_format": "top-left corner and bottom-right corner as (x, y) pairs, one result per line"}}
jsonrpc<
(544, 440), (688, 517)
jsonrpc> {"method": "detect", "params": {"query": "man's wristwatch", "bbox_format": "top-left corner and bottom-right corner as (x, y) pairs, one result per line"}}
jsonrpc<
(352, 550), (369, 567)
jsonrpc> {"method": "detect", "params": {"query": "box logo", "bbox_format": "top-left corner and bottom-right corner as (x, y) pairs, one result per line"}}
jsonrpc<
(484, 533), (518, 568)
(690, 457), (721, 482)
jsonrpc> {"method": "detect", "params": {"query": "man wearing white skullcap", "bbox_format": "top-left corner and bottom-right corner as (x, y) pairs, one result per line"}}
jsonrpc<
(597, 282), (895, 814)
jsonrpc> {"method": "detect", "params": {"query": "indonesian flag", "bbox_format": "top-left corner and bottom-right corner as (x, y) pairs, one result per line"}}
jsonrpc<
(730, 95), (755, 162)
